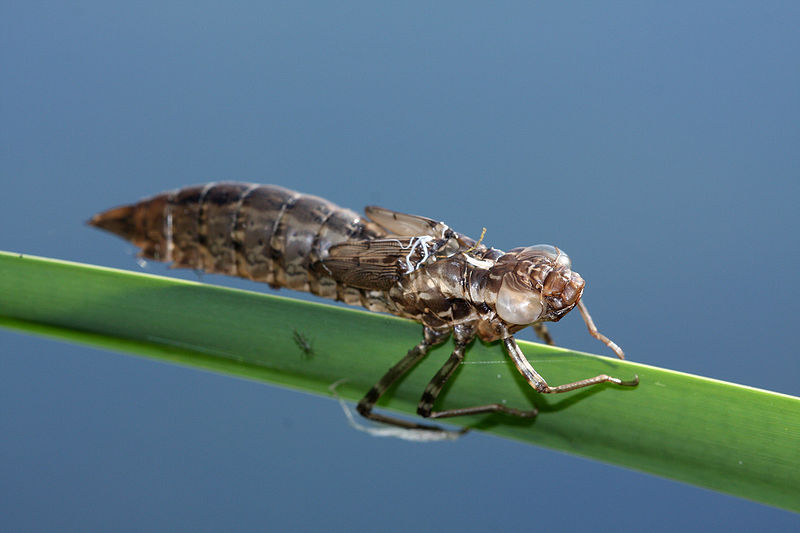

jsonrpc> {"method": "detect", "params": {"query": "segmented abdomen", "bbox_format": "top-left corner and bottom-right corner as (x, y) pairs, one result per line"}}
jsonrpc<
(89, 182), (385, 304)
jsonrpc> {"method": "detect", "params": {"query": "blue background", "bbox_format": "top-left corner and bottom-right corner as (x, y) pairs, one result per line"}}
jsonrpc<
(2, 2), (799, 531)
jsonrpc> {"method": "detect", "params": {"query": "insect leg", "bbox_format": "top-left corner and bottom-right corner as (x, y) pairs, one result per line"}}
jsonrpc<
(418, 326), (538, 420)
(503, 336), (639, 394)
(576, 300), (625, 359)
(532, 323), (554, 345)
(356, 326), (453, 431)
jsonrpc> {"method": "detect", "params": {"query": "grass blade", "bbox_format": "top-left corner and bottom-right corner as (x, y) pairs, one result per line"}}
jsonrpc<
(1, 251), (798, 511)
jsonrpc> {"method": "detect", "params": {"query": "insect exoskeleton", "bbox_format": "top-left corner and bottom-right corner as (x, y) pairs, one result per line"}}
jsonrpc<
(90, 182), (637, 438)
(492, 245), (585, 326)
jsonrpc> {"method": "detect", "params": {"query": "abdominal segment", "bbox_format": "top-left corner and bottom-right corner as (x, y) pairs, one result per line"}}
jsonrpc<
(88, 182), (385, 304)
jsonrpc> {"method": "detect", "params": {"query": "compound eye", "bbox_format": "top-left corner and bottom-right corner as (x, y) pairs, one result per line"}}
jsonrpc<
(527, 244), (558, 258)
(526, 244), (571, 269)
(495, 275), (544, 325)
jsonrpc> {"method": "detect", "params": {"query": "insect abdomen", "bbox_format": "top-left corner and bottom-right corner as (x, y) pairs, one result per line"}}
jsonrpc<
(89, 182), (383, 299)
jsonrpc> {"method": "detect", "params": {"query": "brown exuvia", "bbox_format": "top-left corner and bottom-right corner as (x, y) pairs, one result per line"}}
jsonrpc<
(90, 182), (637, 435)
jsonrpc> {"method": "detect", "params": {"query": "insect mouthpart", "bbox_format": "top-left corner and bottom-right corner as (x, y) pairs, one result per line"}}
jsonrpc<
(542, 270), (585, 321)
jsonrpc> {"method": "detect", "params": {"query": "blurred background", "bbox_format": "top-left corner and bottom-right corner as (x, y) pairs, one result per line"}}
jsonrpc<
(2, 2), (798, 531)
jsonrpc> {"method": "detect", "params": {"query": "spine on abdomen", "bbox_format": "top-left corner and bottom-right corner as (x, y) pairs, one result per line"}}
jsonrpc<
(88, 182), (385, 303)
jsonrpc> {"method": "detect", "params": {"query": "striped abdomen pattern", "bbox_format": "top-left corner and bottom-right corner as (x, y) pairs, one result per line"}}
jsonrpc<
(89, 182), (393, 310)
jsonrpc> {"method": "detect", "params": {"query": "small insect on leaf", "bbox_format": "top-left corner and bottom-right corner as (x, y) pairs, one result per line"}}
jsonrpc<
(292, 329), (314, 358)
(89, 182), (638, 439)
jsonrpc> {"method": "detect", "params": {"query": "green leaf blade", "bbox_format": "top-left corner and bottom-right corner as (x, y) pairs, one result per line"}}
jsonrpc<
(1, 251), (798, 511)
